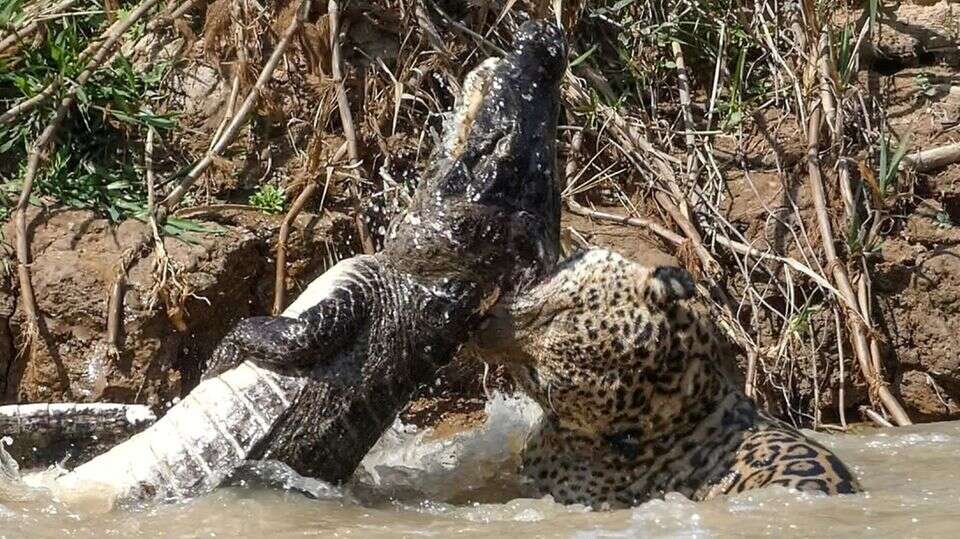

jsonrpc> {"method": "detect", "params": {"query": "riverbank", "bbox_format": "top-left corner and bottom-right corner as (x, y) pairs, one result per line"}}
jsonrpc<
(3, 0), (960, 432)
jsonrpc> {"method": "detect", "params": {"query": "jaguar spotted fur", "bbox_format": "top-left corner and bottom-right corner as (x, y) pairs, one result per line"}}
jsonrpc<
(475, 248), (860, 509)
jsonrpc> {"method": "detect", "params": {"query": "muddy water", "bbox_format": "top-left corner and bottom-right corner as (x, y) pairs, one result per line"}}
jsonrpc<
(3, 395), (960, 538)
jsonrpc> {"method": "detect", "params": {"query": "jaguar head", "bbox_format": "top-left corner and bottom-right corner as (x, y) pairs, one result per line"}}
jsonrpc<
(472, 249), (731, 437)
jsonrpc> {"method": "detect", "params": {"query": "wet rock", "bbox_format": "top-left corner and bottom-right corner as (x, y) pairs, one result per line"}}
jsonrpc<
(2, 208), (358, 409)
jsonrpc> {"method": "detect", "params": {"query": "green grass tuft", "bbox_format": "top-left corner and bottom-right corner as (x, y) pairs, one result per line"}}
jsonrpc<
(0, 1), (175, 223)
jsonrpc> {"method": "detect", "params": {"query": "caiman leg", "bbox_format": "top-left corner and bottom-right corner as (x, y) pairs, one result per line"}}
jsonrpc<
(204, 256), (378, 377)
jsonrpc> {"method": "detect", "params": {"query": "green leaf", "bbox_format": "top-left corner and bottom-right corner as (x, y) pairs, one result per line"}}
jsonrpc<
(569, 45), (598, 68)
(886, 134), (912, 184)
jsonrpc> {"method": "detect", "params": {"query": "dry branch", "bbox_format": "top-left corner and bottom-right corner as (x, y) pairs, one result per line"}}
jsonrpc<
(901, 142), (960, 173)
(566, 201), (685, 246)
(328, 0), (375, 255)
(653, 191), (720, 277)
(567, 70), (718, 277)
(162, 0), (313, 209)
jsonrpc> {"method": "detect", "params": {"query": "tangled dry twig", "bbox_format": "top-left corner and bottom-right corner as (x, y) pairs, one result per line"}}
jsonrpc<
(163, 0), (313, 209)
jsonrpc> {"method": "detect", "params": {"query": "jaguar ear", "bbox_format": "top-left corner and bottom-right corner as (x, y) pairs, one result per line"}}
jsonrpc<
(644, 266), (696, 305)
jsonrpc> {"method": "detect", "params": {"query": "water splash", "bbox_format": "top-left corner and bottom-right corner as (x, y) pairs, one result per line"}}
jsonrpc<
(76, 343), (110, 399)
(233, 460), (344, 502)
(355, 392), (543, 501)
(0, 437), (47, 503)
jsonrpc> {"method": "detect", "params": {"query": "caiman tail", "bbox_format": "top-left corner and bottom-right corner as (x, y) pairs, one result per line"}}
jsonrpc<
(0, 260), (361, 507)
(0, 402), (156, 468)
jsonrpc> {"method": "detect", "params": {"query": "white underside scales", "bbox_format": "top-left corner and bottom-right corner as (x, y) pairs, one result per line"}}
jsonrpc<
(43, 258), (366, 507)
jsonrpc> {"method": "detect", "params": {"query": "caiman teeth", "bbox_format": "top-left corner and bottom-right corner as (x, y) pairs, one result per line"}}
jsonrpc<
(445, 57), (501, 159)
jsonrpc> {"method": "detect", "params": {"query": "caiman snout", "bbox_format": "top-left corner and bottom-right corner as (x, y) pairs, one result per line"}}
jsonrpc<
(510, 20), (567, 81)
(386, 20), (567, 288)
(451, 19), (566, 206)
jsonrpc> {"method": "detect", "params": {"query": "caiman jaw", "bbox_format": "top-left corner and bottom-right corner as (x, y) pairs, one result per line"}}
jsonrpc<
(445, 57), (502, 160)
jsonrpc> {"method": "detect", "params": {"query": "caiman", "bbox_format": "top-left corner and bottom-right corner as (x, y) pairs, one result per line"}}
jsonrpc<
(0, 20), (567, 507)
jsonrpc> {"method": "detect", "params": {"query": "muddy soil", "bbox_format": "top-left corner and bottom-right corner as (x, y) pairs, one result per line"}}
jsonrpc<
(1, 208), (359, 409)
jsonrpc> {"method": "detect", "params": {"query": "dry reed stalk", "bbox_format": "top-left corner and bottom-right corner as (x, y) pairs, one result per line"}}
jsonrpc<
(207, 75), (240, 151)
(670, 38), (701, 191)
(427, 0), (506, 56)
(834, 308), (847, 428)
(414, 2), (448, 55)
(144, 0), (205, 32)
(0, 0), (78, 54)
(564, 128), (584, 189)
(652, 191), (720, 277)
(105, 270), (126, 355)
(0, 21), (38, 54)
(804, 104), (911, 426)
(563, 73), (719, 277)
(807, 11), (912, 426)
(744, 350), (758, 398)
(0, 76), (59, 125)
(861, 406), (893, 428)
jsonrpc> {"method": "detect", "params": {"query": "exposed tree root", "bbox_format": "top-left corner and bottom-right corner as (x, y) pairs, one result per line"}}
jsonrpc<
(272, 143), (347, 314)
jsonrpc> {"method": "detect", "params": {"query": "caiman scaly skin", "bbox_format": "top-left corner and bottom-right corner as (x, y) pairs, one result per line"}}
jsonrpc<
(213, 20), (567, 483)
(5, 20), (567, 505)
(0, 403), (155, 468)
(29, 267), (349, 505)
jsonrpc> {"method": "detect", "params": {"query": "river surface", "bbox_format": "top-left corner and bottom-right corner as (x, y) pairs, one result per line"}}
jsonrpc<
(2, 394), (959, 538)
